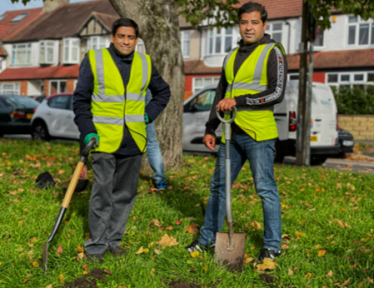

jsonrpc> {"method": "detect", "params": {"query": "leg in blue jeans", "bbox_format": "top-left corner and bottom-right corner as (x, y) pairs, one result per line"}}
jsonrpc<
(198, 140), (245, 246)
(145, 90), (166, 183)
(198, 134), (281, 251)
(240, 134), (281, 251)
(146, 122), (166, 182)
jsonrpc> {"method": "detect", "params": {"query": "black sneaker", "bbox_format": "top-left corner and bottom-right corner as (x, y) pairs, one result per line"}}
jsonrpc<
(257, 248), (281, 261)
(185, 239), (215, 253)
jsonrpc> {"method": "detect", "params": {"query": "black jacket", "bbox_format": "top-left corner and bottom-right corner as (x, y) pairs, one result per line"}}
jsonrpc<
(73, 43), (171, 156)
(205, 34), (288, 137)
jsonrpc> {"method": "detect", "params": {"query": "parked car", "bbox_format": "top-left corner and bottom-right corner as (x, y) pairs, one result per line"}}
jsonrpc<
(337, 128), (354, 155)
(31, 93), (80, 140)
(0, 95), (40, 136)
(183, 80), (340, 165)
(33, 95), (47, 103)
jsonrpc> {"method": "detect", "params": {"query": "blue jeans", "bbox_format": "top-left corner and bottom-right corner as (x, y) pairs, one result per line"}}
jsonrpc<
(198, 134), (281, 251)
(145, 91), (166, 183)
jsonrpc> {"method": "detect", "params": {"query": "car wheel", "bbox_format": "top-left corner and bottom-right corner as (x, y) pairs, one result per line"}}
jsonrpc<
(310, 155), (327, 166)
(32, 121), (50, 141)
(274, 140), (285, 163)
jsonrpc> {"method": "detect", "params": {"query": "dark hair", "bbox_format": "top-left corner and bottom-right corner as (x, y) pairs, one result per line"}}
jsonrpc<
(112, 18), (139, 37)
(238, 2), (267, 24)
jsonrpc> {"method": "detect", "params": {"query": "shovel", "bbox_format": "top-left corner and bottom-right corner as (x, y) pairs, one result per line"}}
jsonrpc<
(42, 138), (98, 272)
(214, 106), (246, 271)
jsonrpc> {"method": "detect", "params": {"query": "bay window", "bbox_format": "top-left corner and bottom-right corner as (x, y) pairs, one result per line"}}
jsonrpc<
(0, 83), (20, 95)
(11, 43), (31, 65)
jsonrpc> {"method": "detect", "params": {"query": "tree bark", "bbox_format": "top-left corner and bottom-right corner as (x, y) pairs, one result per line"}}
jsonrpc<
(109, 0), (185, 170)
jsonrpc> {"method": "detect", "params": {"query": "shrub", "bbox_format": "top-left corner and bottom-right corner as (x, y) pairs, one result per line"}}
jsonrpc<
(333, 85), (374, 114)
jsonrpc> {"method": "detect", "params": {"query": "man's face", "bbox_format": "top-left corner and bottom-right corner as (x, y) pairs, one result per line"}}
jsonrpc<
(239, 11), (267, 45)
(111, 26), (138, 56)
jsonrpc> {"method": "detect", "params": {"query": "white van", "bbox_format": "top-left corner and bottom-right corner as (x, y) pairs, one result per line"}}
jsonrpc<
(182, 80), (340, 165)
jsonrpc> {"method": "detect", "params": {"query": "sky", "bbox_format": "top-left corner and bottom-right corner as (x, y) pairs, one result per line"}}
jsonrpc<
(0, 0), (89, 16)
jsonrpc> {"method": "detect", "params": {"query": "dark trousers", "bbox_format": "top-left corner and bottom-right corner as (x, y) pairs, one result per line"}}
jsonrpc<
(84, 153), (142, 255)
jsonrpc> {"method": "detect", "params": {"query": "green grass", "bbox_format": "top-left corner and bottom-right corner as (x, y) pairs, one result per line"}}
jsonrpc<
(1, 138), (374, 287)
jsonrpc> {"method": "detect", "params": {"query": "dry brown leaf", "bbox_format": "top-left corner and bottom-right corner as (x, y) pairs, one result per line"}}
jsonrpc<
(256, 258), (277, 271)
(288, 268), (294, 276)
(342, 278), (351, 286)
(305, 273), (313, 278)
(337, 219), (344, 228)
(150, 219), (160, 227)
(166, 226), (173, 230)
(244, 257), (254, 264)
(313, 244), (322, 249)
(157, 234), (179, 247)
(185, 223), (200, 234)
(154, 248), (162, 255)
(77, 246), (84, 253)
(281, 244), (289, 249)
(251, 221), (262, 230)
(318, 250), (327, 257)
(325, 270), (333, 278)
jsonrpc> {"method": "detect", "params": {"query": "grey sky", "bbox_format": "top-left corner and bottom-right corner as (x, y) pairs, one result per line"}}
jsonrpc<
(0, 0), (90, 17)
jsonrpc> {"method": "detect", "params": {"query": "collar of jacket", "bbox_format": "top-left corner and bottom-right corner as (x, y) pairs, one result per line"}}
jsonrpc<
(109, 43), (134, 62)
(237, 33), (275, 54)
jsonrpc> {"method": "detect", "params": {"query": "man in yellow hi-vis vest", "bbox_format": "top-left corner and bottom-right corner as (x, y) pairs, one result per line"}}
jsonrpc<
(186, 2), (287, 262)
(74, 18), (170, 262)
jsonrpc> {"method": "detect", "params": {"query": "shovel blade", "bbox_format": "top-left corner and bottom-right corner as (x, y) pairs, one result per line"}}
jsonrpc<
(214, 232), (246, 271)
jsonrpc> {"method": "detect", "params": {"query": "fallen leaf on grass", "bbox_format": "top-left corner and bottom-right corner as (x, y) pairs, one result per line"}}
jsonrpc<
(305, 273), (313, 279)
(58, 170), (65, 175)
(351, 263), (358, 268)
(77, 246), (84, 253)
(190, 250), (199, 258)
(32, 261), (39, 267)
(342, 278), (351, 286)
(149, 219), (160, 227)
(175, 219), (182, 225)
(313, 244), (322, 249)
(325, 270), (333, 278)
(203, 265), (209, 271)
(295, 231), (306, 238)
(45, 285), (52, 288)
(318, 250), (327, 257)
(104, 269), (111, 274)
(336, 183), (342, 188)
(76, 252), (85, 261)
(154, 248), (162, 255)
(136, 247), (149, 254)
(288, 268), (294, 276)
(185, 223), (199, 234)
(244, 257), (254, 264)
(250, 221), (262, 230)
(56, 245), (63, 256)
(83, 264), (87, 271)
(157, 234), (178, 247)
(256, 258), (277, 271)
(281, 244), (289, 249)
(151, 268), (155, 276)
(166, 226), (173, 230)
(59, 274), (64, 282)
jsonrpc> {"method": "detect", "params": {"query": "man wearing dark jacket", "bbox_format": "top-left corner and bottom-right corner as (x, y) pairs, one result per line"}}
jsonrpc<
(74, 18), (170, 262)
(186, 2), (287, 261)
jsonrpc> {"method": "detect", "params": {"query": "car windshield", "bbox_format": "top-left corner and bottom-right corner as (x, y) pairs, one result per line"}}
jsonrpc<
(1, 95), (40, 108)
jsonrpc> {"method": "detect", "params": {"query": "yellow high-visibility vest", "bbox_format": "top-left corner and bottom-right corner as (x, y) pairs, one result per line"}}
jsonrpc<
(88, 48), (151, 153)
(222, 43), (285, 142)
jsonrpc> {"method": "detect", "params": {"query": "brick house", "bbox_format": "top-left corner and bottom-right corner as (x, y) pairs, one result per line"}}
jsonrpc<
(0, 0), (119, 96)
(1, 0), (373, 101)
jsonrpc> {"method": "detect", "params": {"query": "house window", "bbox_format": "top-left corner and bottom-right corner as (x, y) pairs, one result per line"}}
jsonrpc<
(0, 83), (20, 95)
(314, 27), (324, 47)
(327, 72), (374, 89)
(348, 15), (374, 46)
(266, 23), (282, 44)
(0, 15), (7, 21)
(10, 13), (28, 22)
(180, 30), (190, 58)
(63, 38), (80, 64)
(206, 27), (236, 55)
(193, 77), (220, 93)
(49, 80), (67, 95)
(11, 44), (31, 65)
(40, 41), (55, 64)
(88, 36), (110, 50)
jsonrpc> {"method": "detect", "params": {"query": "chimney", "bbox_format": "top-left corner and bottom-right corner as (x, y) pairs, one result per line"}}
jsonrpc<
(43, 0), (70, 12)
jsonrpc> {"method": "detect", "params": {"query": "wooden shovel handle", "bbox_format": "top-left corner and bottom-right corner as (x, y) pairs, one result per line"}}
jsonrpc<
(61, 161), (85, 208)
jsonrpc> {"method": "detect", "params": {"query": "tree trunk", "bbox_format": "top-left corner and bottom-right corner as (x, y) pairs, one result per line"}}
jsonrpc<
(109, 0), (184, 170)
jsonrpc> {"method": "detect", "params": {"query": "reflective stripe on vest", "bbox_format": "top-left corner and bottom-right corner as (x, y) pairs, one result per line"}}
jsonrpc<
(222, 43), (285, 142)
(88, 48), (151, 153)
